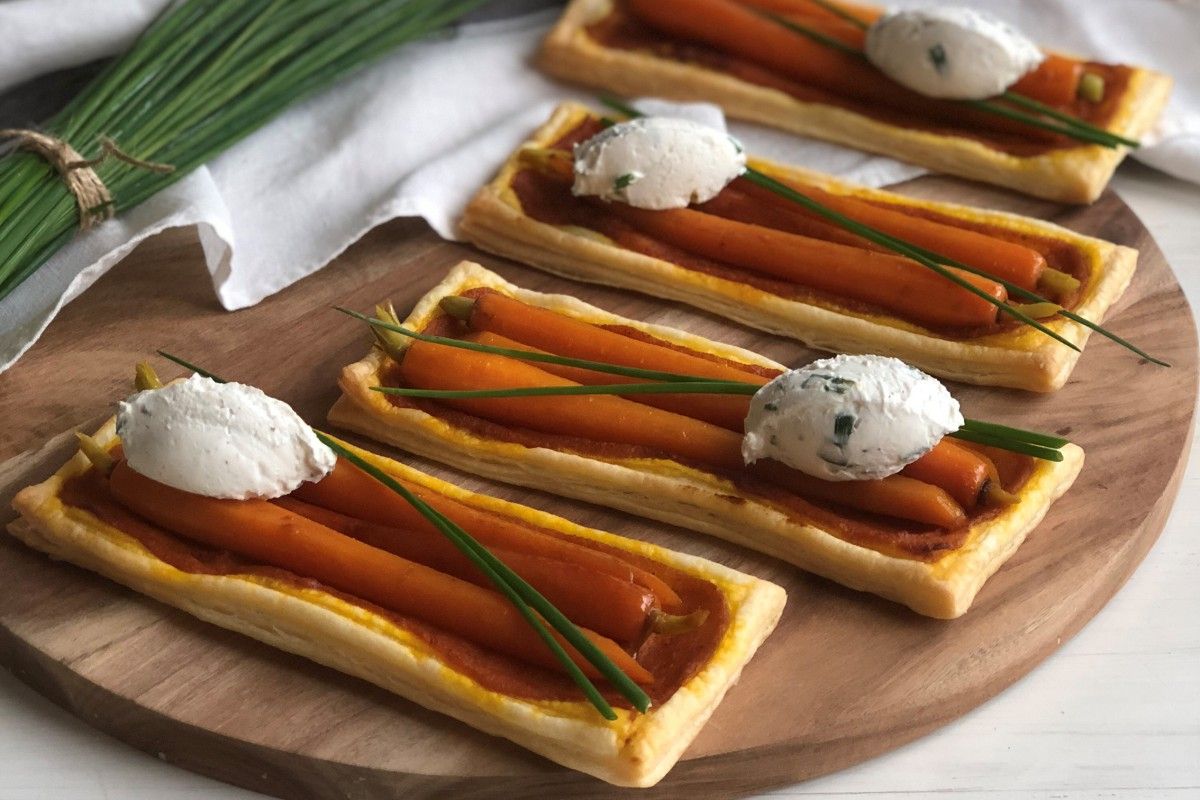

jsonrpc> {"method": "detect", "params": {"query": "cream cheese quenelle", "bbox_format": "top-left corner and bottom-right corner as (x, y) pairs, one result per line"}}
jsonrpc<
(571, 116), (746, 210)
(742, 355), (963, 482)
(864, 6), (1044, 100)
(116, 374), (336, 500)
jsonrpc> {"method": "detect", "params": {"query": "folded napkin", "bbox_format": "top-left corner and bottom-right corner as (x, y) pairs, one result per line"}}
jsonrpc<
(0, 0), (1196, 374)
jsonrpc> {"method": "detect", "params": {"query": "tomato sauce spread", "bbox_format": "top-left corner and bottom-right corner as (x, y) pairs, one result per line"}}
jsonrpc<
(59, 468), (727, 707)
(508, 116), (1093, 337)
(385, 300), (1036, 562)
(585, 3), (1133, 157)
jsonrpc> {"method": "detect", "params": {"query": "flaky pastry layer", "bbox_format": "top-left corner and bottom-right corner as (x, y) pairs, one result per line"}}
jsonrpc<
(459, 102), (1140, 392)
(9, 417), (785, 787)
(331, 262), (1084, 619)
(537, 0), (1172, 203)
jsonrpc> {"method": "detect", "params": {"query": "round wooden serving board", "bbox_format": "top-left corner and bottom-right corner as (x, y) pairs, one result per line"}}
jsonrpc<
(0, 178), (1194, 799)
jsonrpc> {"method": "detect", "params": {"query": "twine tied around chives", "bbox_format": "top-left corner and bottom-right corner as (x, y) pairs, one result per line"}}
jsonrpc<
(0, 129), (174, 231)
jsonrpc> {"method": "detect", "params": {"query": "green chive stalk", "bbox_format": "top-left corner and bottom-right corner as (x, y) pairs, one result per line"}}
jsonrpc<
(0, 0), (489, 302)
(598, 96), (1164, 365)
(348, 310), (1068, 462)
(154, 350), (651, 719)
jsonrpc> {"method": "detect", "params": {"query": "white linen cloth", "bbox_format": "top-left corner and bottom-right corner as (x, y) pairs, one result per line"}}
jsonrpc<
(0, 0), (1196, 373)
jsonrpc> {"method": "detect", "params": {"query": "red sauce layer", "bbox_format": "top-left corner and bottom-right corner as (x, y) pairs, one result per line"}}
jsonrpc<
(587, 3), (1133, 156)
(386, 302), (1036, 562)
(59, 469), (728, 707)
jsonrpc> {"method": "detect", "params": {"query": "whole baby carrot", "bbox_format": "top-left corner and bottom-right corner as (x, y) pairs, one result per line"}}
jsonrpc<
(109, 461), (653, 683)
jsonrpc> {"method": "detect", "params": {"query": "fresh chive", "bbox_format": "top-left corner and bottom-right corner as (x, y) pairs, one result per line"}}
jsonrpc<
(948, 428), (1064, 462)
(0, 0), (490, 302)
(595, 98), (1075, 351)
(863, 220), (1169, 366)
(335, 306), (726, 382)
(739, 169), (1081, 351)
(315, 434), (649, 719)
(340, 313), (1069, 461)
(370, 381), (760, 399)
(154, 350), (650, 719)
(958, 419), (1070, 449)
(999, 91), (1140, 148)
(758, 10), (862, 58)
(805, 0), (870, 29)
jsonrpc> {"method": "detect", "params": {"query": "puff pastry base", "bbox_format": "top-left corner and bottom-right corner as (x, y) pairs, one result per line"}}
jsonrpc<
(330, 261), (1085, 619)
(9, 418), (786, 788)
(460, 102), (1140, 392)
(537, 0), (1172, 204)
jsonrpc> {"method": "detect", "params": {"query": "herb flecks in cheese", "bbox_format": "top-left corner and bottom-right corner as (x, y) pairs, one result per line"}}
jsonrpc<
(865, 7), (1044, 100)
(572, 116), (746, 210)
(116, 374), (336, 500)
(742, 354), (964, 482)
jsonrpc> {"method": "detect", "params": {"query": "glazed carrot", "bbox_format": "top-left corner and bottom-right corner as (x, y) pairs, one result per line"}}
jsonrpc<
(732, 177), (1048, 290)
(628, 0), (886, 102)
(454, 289), (769, 429)
(531, 143), (1043, 292)
(460, 328), (977, 516)
(752, 460), (968, 529)
(735, 0), (880, 26)
(397, 340), (967, 529)
(293, 459), (685, 612)
(697, 185), (886, 252)
(109, 461), (652, 683)
(462, 330), (756, 432)
(900, 438), (999, 510)
(1011, 54), (1084, 107)
(276, 496), (656, 643)
(734, 1), (868, 47)
(465, 290), (770, 385)
(602, 201), (1008, 329)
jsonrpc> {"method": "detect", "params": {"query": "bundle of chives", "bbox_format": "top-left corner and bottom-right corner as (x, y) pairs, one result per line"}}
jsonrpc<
(342, 308), (1069, 463)
(155, 350), (651, 720)
(765, 1), (1139, 149)
(0, 0), (489, 302)
(597, 97), (1165, 366)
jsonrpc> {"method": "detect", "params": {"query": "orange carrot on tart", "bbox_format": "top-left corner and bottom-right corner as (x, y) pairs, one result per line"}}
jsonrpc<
(538, 1), (1172, 202)
(330, 261), (1085, 619)
(460, 103), (1149, 392)
(9, 363), (785, 787)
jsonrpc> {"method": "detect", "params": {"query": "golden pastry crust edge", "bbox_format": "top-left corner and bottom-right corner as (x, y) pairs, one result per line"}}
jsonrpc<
(458, 102), (1138, 392)
(8, 416), (786, 788)
(330, 261), (1085, 619)
(536, 0), (1173, 204)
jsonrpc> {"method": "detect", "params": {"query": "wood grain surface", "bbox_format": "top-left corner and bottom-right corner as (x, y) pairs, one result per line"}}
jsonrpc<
(0, 178), (1194, 800)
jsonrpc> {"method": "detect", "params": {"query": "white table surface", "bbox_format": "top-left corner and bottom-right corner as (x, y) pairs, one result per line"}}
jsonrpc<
(0, 162), (1197, 800)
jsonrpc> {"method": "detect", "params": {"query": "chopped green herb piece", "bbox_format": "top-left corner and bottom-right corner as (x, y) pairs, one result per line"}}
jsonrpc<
(833, 413), (855, 443)
(928, 44), (948, 73)
(614, 173), (637, 190)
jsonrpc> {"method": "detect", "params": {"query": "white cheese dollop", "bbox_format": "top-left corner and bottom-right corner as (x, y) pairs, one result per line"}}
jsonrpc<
(572, 116), (746, 210)
(742, 354), (963, 482)
(116, 374), (336, 500)
(865, 6), (1044, 100)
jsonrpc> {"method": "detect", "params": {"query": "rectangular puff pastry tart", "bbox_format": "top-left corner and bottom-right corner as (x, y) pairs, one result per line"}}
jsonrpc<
(9, 415), (785, 788)
(460, 102), (1140, 392)
(329, 261), (1085, 619)
(537, 0), (1171, 203)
